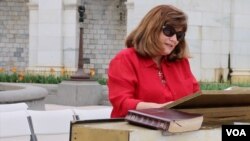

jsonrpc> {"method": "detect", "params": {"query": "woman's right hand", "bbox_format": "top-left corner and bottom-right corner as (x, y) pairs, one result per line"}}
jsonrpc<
(159, 101), (173, 108)
(136, 101), (173, 110)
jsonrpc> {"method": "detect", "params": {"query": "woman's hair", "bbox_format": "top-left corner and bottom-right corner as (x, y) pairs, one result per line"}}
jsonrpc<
(125, 5), (189, 61)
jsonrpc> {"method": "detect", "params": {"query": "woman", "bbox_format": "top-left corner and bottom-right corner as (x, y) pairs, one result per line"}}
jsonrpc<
(108, 5), (200, 118)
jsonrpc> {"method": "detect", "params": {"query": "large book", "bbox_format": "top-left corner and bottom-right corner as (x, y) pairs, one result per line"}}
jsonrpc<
(125, 108), (203, 133)
(165, 89), (250, 109)
(164, 89), (250, 125)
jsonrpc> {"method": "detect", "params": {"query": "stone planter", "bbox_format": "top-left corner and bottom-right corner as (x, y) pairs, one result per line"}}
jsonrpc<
(0, 83), (48, 110)
(100, 85), (111, 106)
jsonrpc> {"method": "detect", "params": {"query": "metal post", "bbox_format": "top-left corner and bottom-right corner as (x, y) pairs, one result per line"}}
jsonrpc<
(70, 5), (90, 80)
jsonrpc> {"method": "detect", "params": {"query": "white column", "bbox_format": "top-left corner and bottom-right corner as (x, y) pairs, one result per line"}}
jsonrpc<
(27, 0), (38, 67)
(62, 0), (79, 68)
(37, 0), (63, 67)
(27, 0), (79, 72)
(230, 0), (250, 83)
(125, 0), (134, 35)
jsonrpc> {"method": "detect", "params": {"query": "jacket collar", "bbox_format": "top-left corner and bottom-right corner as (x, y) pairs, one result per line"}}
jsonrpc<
(140, 56), (171, 68)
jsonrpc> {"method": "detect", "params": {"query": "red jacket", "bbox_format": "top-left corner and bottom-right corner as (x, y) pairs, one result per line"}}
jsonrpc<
(108, 48), (200, 117)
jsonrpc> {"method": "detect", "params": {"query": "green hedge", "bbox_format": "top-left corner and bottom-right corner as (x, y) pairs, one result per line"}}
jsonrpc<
(0, 73), (69, 84)
(1, 73), (250, 89)
(200, 82), (250, 90)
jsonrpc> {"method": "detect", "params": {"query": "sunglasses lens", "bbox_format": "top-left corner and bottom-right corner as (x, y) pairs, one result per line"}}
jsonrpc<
(163, 26), (175, 37)
(162, 25), (185, 41)
(176, 32), (185, 41)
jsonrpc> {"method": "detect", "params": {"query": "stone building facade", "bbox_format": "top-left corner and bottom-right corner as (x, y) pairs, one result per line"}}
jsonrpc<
(82, 0), (127, 75)
(1, 0), (250, 82)
(0, 0), (126, 78)
(0, 0), (29, 71)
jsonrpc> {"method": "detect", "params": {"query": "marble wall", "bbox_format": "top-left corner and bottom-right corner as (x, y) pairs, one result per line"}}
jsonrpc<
(126, 0), (250, 82)
(2, 0), (250, 82)
(27, 0), (127, 76)
(0, 0), (29, 71)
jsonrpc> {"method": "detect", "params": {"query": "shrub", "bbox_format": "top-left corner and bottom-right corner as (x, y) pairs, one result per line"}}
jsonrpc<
(0, 72), (70, 84)
(199, 82), (250, 90)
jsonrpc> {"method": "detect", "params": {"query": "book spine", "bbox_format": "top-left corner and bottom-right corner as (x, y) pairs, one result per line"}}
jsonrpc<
(125, 113), (170, 131)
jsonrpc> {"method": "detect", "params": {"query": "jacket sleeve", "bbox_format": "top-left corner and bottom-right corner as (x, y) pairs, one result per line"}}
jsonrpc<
(185, 58), (200, 93)
(108, 54), (141, 117)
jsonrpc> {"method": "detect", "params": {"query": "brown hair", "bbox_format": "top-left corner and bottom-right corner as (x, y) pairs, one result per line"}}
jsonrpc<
(125, 5), (189, 61)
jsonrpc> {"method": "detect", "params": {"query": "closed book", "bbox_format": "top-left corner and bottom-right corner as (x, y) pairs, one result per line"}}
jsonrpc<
(125, 108), (203, 133)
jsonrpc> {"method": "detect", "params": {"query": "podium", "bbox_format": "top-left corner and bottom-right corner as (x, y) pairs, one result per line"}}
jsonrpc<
(70, 88), (250, 141)
(70, 119), (221, 141)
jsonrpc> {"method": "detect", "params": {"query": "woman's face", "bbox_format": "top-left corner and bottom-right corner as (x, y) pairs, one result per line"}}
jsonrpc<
(159, 25), (185, 56)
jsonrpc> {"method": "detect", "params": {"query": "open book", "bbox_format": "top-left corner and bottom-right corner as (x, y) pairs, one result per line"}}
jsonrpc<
(125, 108), (203, 133)
(164, 90), (250, 126)
(165, 90), (250, 109)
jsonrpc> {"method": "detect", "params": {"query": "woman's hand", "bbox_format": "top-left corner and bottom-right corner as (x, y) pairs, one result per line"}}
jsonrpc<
(136, 101), (173, 110)
(159, 101), (173, 108)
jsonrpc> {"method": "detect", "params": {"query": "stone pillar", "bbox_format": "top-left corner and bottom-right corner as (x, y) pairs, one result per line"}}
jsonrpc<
(37, 0), (63, 66)
(27, 0), (38, 67)
(62, 0), (79, 68)
(230, 1), (250, 83)
(125, 0), (134, 35)
(27, 0), (79, 73)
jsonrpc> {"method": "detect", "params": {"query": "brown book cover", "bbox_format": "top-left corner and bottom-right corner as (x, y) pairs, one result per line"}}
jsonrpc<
(164, 90), (250, 126)
(165, 90), (250, 109)
(125, 108), (203, 133)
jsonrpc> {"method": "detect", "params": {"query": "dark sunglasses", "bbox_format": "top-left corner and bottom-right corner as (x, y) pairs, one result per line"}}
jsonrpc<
(162, 25), (185, 41)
